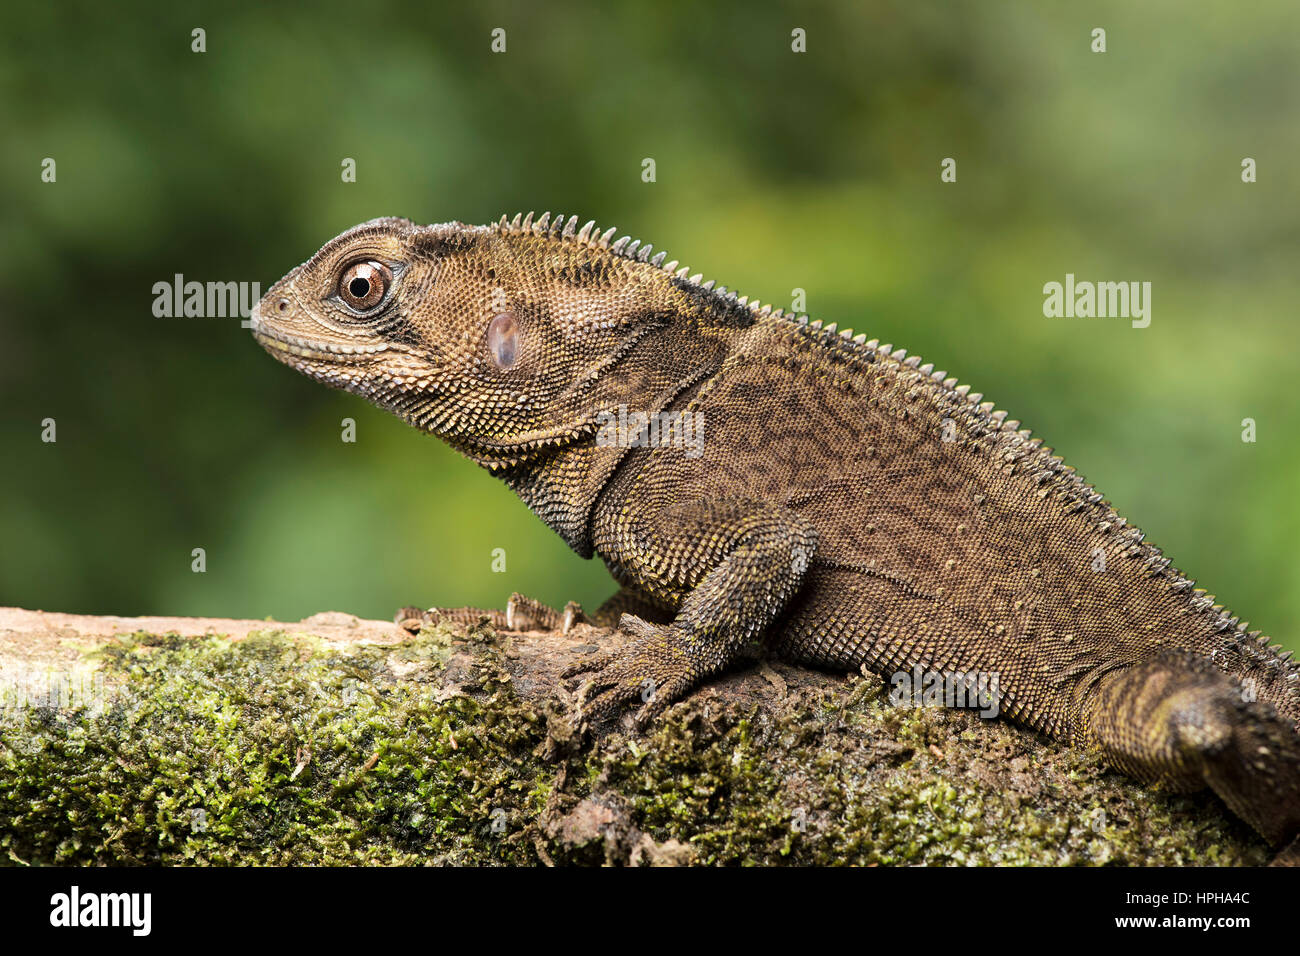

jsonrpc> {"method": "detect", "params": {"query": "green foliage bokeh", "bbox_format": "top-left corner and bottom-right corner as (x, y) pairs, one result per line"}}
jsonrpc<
(2, 2), (1297, 651)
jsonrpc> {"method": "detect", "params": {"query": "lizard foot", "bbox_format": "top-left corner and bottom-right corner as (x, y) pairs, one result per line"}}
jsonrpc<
(396, 594), (585, 634)
(562, 614), (699, 727)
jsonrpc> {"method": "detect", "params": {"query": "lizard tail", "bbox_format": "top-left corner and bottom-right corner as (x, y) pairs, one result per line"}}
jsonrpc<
(1081, 651), (1300, 846)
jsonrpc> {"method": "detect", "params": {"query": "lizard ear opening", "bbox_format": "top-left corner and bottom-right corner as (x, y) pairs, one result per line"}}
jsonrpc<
(488, 312), (520, 369)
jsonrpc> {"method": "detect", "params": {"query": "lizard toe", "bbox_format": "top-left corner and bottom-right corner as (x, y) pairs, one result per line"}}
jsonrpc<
(569, 628), (699, 723)
(631, 674), (694, 727)
(561, 649), (615, 680)
(576, 678), (649, 722)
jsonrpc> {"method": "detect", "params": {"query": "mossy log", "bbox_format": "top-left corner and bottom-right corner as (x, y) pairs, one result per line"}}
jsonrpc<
(0, 606), (1267, 866)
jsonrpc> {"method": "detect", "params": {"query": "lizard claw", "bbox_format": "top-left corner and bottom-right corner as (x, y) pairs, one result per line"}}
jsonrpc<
(506, 593), (586, 632)
(563, 615), (698, 726)
(560, 601), (584, 634)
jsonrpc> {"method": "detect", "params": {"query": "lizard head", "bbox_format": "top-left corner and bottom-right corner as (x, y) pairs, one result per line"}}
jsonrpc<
(251, 213), (742, 468)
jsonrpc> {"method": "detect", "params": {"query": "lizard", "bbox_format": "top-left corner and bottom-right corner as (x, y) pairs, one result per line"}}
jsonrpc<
(249, 212), (1300, 849)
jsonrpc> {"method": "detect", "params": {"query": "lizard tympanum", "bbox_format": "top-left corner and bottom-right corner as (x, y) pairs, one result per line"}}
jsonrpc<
(251, 213), (1300, 848)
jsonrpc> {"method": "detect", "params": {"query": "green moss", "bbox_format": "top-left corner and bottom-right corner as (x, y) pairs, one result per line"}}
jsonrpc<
(0, 627), (1269, 866)
(580, 676), (1268, 865)
(1, 626), (545, 865)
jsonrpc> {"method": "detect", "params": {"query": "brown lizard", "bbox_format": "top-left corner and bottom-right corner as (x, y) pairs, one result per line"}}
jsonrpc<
(250, 213), (1300, 849)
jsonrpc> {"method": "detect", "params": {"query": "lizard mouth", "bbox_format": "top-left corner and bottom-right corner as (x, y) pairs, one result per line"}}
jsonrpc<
(252, 327), (389, 364)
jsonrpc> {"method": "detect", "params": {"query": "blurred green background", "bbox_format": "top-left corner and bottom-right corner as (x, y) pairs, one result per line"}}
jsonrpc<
(2, 2), (1297, 652)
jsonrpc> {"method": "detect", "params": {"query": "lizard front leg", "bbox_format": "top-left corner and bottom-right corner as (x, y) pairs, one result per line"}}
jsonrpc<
(566, 499), (818, 725)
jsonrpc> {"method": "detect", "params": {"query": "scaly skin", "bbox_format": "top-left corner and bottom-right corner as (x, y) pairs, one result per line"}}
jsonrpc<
(251, 213), (1300, 847)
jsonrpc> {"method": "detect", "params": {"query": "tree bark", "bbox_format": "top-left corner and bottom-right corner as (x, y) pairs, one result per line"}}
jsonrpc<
(0, 606), (1266, 865)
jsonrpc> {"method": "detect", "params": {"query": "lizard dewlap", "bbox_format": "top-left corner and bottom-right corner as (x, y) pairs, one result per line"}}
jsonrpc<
(250, 212), (1300, 850)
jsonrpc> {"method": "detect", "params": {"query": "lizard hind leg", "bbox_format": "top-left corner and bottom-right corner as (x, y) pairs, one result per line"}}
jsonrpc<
(1081, 652), (1300, 846)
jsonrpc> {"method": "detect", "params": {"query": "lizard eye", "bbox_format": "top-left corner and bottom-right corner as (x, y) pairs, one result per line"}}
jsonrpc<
(488, 312), (519, 369)
(338, 261), (392, 312)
